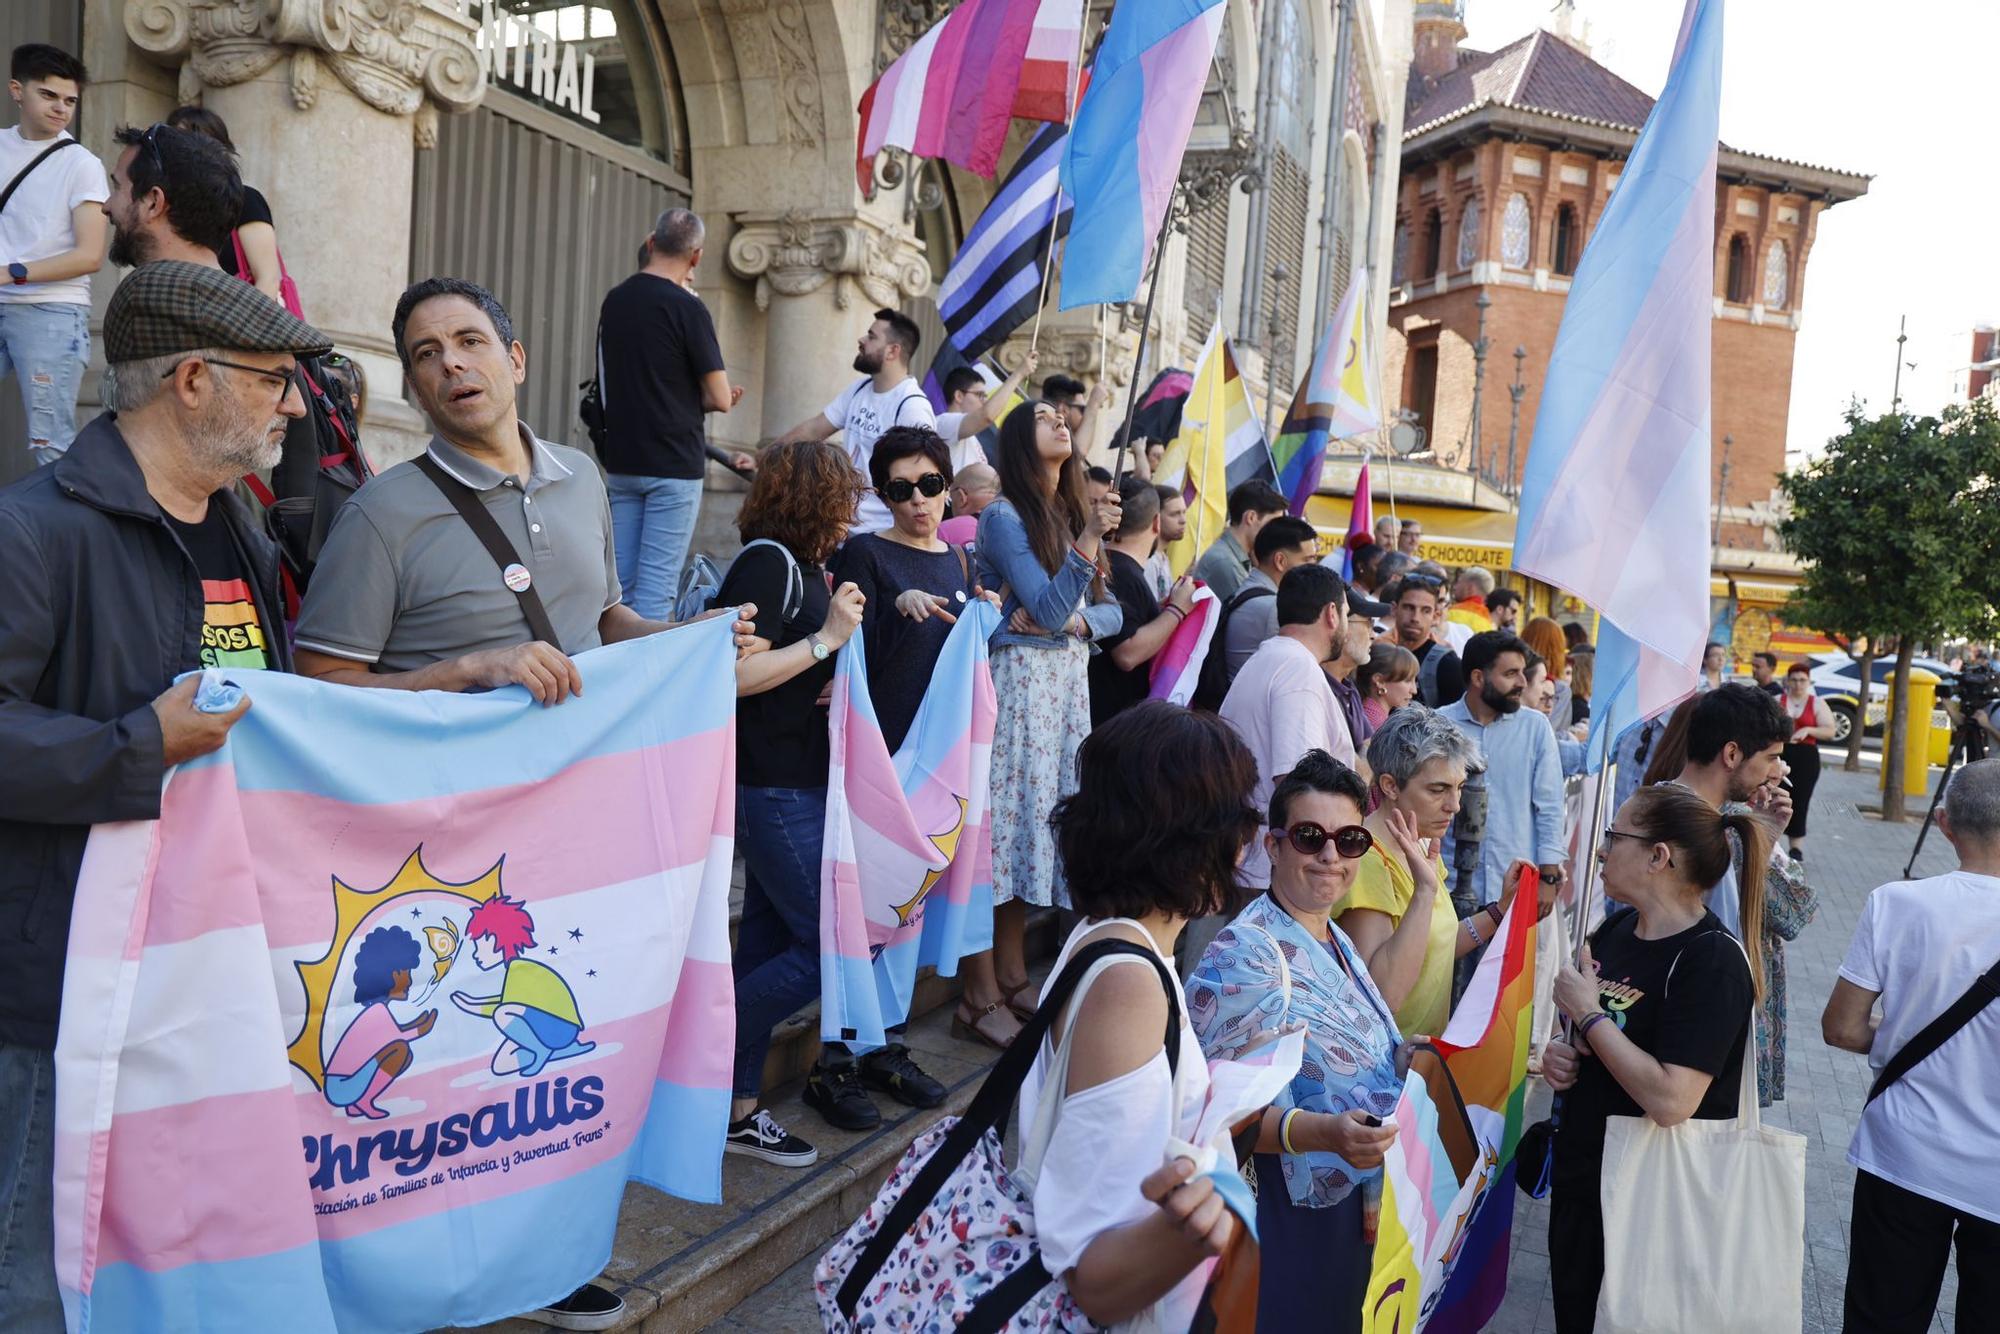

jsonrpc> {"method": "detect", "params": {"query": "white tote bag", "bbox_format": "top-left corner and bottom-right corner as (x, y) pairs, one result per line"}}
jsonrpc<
(1594, 979), (1806, 1333)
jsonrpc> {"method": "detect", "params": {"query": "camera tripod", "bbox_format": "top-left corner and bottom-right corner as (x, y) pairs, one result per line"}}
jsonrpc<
(1904, 714), (1991, 878)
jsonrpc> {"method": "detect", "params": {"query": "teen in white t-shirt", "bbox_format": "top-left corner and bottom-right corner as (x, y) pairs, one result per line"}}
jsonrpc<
(1, 47), (109, 465)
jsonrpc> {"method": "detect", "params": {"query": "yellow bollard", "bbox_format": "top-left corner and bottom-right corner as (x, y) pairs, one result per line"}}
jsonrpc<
(1878, 668), (1940, 798)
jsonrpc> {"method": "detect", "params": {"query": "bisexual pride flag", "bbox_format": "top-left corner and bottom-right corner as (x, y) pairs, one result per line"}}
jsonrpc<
(821, 600), (1000, 1047)
(53, 620), (740, 1333)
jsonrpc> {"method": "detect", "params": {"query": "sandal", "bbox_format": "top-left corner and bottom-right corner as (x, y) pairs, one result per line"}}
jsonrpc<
(1003, 982), (1039, 1023)
(952, 999), (1020, 1051)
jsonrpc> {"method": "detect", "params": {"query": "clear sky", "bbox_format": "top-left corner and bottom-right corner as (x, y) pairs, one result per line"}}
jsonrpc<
(1455, 0), (1997, 463)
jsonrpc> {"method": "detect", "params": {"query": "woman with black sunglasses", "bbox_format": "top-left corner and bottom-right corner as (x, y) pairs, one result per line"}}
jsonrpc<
(1187, 750), (1404, 1333)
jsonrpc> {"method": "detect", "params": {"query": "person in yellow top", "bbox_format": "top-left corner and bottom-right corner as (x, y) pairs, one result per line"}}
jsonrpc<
(1444, 566), (1496, 635)
(1332, 705), (1522, 1036)
(450, 894), (595, 1077)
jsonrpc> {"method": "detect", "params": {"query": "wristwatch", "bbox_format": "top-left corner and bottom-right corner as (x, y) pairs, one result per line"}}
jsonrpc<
(7, 263), (27, 286)
(806, 632), (830, 661)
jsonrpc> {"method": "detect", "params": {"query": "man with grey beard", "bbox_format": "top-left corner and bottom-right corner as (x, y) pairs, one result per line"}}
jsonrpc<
(0, 259), (326, 1326)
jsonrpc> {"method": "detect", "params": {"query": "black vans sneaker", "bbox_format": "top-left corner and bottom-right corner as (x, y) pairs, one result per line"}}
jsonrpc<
(527, 1281), (625, 1331)
(724, 1108), (819, 1167)
(803, 1053), (883, 1130)
(858, 1043), (947, 1109)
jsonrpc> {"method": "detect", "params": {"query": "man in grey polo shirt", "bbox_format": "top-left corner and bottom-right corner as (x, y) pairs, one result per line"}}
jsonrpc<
(296, 278), (748, 714)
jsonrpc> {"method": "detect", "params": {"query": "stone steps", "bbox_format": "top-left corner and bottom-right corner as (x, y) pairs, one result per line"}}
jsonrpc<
(463, 906), (1056, 1334)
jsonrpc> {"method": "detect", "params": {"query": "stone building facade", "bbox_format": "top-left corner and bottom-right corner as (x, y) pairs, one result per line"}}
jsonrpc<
(1378, 2), (1869, 550)
(7, 0), (1415, 551)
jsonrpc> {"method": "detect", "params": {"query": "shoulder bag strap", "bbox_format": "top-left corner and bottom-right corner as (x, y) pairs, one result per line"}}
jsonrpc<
(0, 139), (77, 217)
(1867, 955), (2000, 1104)
(411, 454), (562, 651)
(835, 937), (1181, 1322)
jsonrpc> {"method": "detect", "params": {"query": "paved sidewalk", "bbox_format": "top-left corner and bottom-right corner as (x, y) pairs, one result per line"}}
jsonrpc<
(1488, 761), (1961, 1334)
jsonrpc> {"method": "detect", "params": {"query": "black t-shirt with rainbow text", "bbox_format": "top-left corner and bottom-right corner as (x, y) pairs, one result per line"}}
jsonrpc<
(167, 505), (274, 670)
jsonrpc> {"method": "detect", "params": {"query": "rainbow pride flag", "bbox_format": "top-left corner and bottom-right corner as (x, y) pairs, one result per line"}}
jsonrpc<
(1424, 872), (1540, 1334)
(53, 620), (740, 1332)
(820, 600), (999, 1047)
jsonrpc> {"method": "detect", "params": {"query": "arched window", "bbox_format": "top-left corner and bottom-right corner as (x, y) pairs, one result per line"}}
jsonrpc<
(1501, 193), (1532, 269)
(1552, 203), (1579, 275)
(1422, 207), (1444, 281)
(1392, 219), (1410, 287)
(1456, 195), (1483, 270)
(1725, 234), (1751, 303)
(1762, 239), (1790, 309)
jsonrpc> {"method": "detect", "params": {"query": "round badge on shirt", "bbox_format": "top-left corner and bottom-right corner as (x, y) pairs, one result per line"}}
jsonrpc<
(502, 563), (533, 593)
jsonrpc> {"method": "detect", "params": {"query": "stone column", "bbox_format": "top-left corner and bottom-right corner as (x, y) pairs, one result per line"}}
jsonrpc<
(123, 0), (484, 463)
(725, 209), (931, 439)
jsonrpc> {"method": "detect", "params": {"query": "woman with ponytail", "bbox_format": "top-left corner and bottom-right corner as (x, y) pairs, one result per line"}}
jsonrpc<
(1538, 784), (1763, 1332)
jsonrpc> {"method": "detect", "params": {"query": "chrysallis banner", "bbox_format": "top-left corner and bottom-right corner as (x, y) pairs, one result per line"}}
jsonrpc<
(52, 619), (739, 1332)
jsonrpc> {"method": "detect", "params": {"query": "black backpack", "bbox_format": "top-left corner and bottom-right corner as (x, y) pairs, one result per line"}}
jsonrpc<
(1189, 584), (1275, 711)
(243, 353), (371, 616)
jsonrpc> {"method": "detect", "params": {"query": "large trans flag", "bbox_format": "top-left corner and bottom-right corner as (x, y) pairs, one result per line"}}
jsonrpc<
(1512, 0), (1724, 758)
(53, 620), (740, 1333)
(821, 600), (1000, 1047)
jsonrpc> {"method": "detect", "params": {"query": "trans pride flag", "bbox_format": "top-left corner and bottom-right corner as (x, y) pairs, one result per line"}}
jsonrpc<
(820, 600), (1000, 1048)
(1422, 872), (1540, 1334)
(1512, 0), (1724, 758)
(53, 620), (740, 1333)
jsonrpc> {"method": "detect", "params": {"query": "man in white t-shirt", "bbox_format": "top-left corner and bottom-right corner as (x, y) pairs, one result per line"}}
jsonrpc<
(1, 44), (109, 467)
(772, 308), (937, 534)
(1823, 757), (2000, 1332)
(933, 352), (1036, 475)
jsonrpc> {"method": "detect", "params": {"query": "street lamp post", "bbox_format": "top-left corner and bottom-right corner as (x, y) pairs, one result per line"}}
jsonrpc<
(1713, 432), (1733, 546)
(1467, 291), (1492, 481)
(1505, 344), (1527, 495)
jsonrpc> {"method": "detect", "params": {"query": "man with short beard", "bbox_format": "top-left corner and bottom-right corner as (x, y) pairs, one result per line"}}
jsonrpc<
(1438, 630), (1567, 914)
(0, 260), (323, 1325)
(772, 307), (936, 535)
(101, 122), (241, 271)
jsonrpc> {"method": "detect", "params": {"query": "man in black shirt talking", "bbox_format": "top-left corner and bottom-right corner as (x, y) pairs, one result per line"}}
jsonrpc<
(595, 208), (747, 618)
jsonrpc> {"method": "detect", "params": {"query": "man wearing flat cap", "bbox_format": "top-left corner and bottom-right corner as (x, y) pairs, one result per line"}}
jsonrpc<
(0, 259), (328, 1325)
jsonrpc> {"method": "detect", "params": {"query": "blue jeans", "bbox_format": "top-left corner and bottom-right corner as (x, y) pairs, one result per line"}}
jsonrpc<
(732, 785), (827, 1099)
(0, 1042), (61, 1328)
(606, 473), (704, 621)
(0, 302), (89, 466)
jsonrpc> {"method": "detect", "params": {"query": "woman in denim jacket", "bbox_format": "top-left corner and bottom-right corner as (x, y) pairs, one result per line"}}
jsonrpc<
(966, 401), (1121, 1046)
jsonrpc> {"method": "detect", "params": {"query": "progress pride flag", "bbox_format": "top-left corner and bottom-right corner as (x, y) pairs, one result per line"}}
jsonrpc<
(52, 620), (739, 1333)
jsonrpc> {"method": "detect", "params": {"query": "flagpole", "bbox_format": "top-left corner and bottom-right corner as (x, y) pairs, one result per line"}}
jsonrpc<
(1028, 13), (1095, 351)
(1570, 698), (1620, 969)
(1111, 187), (1180, 481)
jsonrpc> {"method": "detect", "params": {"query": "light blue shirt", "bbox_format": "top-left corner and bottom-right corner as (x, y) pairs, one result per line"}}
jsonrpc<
(1439, 699), (1568, 905)
(975, 497), (1121, 651)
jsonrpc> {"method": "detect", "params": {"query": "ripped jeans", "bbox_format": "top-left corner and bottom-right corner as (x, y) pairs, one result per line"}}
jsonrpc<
(0, 301), (90, 466)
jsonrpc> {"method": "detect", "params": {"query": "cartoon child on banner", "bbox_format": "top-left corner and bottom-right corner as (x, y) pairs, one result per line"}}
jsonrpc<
(325, 926), (439, 1119)
(449, 894), (596, 1077)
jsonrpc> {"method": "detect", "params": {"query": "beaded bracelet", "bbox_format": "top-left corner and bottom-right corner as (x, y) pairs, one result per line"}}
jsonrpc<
(1465, 913), (1485, 947)
(1279, 1107), (1303, 1156)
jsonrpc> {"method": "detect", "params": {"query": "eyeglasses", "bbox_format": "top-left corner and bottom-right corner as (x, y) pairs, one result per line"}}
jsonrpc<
(1401, 572), (1445, 589)
(1281, 822), (1374, 859)
(881, 472), (948, 503)
(1601, 828), (1649, 847)
(164, 356), (297, 398)
(139, 123), (169, 191)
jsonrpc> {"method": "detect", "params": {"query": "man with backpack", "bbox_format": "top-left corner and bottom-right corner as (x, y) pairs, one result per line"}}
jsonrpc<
(1824, 757), (2000, 1333)
(772, 308), (935, 535)
(1387, 573), (1465, 708)
(1216, 515), (1319, 677)
(1, 43), (108, 467)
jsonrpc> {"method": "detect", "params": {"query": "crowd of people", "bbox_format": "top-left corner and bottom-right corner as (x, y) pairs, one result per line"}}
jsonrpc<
(2, 39), (1993, 1334)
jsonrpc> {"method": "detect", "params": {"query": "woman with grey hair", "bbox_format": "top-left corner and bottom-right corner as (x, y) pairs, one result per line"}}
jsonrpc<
(1332, 705), (1529, 1036)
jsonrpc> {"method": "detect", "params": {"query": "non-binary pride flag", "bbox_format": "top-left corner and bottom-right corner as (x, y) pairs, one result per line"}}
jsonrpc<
(53, 622), (740, 1333)
(1418, 873), (1540, 1334)
(821, 601), (1000, 1047)
(1059, 0), (1227, 308)
(1272, 266), (1385, 517)
(1156, 327), (1275, 575)
(856, 0), (1081, 192)
(1511, 0), (1724, 755)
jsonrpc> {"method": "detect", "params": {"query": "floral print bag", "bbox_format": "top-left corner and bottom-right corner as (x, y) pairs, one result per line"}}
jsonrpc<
(815, 940), (1185, 1332)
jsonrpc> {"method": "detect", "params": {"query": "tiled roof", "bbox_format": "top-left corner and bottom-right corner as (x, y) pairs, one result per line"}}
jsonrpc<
(1406, 30), (1657, 135)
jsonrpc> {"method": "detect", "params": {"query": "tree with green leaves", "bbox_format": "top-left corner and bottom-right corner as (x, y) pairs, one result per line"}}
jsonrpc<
(1778, 398), (2000, 820)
